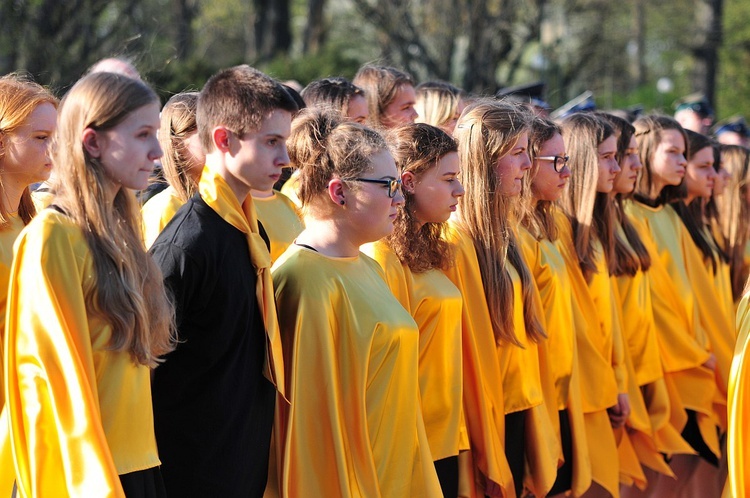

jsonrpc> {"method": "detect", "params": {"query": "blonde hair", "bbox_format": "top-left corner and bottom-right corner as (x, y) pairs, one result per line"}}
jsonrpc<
(414, 81), (464, 131)
(353, 64), (415, 129)
(454, 99), (544, 346)
(716, 144), (750, 299)
(287, 108), (388, 212)
(53, 72), (175, 367)
(385, 123), (456, 272)
(0, 73), (58, 226)
(521, 116), (560, 241)
(559, 113), (615, 281)
(160, 92), (200, 203)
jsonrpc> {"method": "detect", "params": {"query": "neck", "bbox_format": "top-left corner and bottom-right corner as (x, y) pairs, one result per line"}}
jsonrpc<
(205, 156), (249, 205)
(1, 177), (25, 215)
(251, 189), (275, 199)
(295, 217), (361, 258)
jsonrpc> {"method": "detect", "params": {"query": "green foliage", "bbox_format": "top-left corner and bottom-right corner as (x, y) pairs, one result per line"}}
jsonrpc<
(258, 41), (367, 87)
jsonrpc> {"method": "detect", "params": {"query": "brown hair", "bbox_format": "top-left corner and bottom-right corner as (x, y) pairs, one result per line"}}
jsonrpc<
(0, 73), (58, 226)
(559, 113), (615, 281)
(353, 64), (415, 129)
(521, 116), (560, 241)
(287, 108), (388, 211)
(453, 99), (544, 346)
(384, 123), (457, 272)
(633, 114), (688, 204)
(53, 72), (174, 367)
(301, 77), (365, 118)
(160, 92), (201, 203)
(597, 112), (652, 276)
(197, 65), (299, 152)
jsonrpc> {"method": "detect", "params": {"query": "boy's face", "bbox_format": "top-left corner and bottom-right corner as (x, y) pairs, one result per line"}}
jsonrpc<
(227, 109), (292, 193)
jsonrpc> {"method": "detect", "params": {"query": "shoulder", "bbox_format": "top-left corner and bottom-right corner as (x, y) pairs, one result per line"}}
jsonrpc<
(15, 209), (88, 267)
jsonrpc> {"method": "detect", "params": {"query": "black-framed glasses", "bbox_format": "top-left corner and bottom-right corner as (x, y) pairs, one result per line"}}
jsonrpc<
(348, 177), (402, 198)
(536, 155), (570, 172)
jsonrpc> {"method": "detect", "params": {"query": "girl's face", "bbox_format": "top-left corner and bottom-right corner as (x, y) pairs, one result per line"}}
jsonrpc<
(1, 102), (57, 186)
(495, 132), (532, 196)
(650, 128), (687, 187)
(713, 165), (730, 196)
(596, 134), (621, 193)
(531, 132), (570, 202)
(685, 145), (717, 201)
(381, 84), (418, 129)
(613, 135), (642, 194)
(441, 98), (466, 136)
(346, 149), (405, 243)
(95, 102), (162, 193)
(406, 151), (464, 225)
(182, 130), (206, 181)
(346, 95), (369, 125)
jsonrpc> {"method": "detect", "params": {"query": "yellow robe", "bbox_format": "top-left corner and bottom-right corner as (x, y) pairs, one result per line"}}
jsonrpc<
(728, 293), (750, 497)
(253, 191), (304, 264)
(626, 201), (721, 458)
(554, 212), (625, 497)
(363, 241), (467, 461)
(612, 225), (694, 477)
(442, 224), (559, 498)
(270, 245), (441, 497)
(279, 171), (302, 208)
(519, 225), (592, 497)
(3, 209), (160, 497)
(140, 185), (185, 249)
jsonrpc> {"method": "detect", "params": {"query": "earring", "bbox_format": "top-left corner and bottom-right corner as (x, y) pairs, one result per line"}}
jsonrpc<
(340, 200), (345, 205)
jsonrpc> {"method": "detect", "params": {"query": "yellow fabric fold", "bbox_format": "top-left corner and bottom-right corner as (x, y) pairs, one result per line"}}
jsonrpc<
(199, 165), (285, 398)
(252, 191), (304, 264)
(140, 186), (185, 249)
(728, 293), (750, 498)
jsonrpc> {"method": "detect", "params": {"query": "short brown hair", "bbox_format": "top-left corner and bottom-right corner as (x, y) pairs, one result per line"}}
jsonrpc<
(197, 65), (298, 152)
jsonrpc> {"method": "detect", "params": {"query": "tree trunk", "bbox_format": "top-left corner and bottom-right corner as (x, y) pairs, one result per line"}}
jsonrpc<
(303, 0), (327, 55)
(692, 0), (723, 109)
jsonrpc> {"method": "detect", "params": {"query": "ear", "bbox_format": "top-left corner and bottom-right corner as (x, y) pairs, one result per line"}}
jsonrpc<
(212, 126), (232, 153)
(327, 178), (346, 206)
(401, 171), (417, 193)
(82, 128), (102, 158)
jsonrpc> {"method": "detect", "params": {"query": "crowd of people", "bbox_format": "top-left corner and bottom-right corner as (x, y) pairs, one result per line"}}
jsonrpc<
(0, 56), (748, 498)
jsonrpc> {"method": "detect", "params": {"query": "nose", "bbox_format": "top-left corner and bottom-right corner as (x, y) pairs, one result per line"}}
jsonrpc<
(632, 156), (643, 171)
(560, 164), (572, 178)
(277, 145), (290, 167)
(520, 153), (532, 171)
(611, 158), (621, 174)
(392, 188), (405, 207)
(150, 139), (164, 161)
(678, 154), (687, 167)
(455, 180), (465, 197)
(408, 107), (418, 122)
(707, 167), (718, 179)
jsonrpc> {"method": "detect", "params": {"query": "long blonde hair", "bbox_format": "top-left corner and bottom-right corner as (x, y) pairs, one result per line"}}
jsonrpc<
(160, 92), (200, 203)
(0, 73), (58, 226)
(559, 113), (615, 281)
(414, 81), (464, 132)
(53, 72), (175, 367)
(454, 99), (544, 346)
(716, 144), (750, 299)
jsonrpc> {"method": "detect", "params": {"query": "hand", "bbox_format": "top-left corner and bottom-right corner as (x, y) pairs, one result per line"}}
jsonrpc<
(703, 353), (717, 372)
(607, 393), (631, 429)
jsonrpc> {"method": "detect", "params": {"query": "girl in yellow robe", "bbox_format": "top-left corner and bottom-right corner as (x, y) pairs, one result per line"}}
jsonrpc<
(626, 114), (721, 497)
(728, 287), (750, 498)
(598, 114), (695, 497)
(4, 73), (176, 496)
(445, 99), (560, 498)
(0, 75), (58, 494)
(519, 116), (592, 497)
(556, 112), (643, 498)
(141, 92), (204, 248)
(270, 109), (441, 497)
(363, 123), (467, 497)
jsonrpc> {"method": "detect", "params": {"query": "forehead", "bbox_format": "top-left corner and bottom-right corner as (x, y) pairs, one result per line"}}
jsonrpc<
(658, 129), (685, 149)
(690, 146), (714, 162)
(368, 149), (397, 175)
(21, 102), (57, 130)
(434, 151), (460, 173)
(539, 132), (564, 153)
(598, 134), (618, 152)
(254, 109), (292, 135)
(392, 84), (416, 104)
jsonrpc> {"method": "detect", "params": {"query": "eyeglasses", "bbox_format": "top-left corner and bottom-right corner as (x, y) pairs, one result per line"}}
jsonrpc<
(348, 177), (403, 198)
(535, 155), (570, 172)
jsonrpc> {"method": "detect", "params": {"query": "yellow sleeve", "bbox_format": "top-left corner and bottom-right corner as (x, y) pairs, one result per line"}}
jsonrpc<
(141, 187), (185, 249)
(4, 216), (124, 497)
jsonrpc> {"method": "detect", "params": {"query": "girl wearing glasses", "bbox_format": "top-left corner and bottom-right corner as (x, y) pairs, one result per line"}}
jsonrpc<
(625, 115), (721, 497)
(270, 108), (441, 497)
(363, 123), (466, 497)
(444, 99), (559, 498)
(518, 116), (592, 497)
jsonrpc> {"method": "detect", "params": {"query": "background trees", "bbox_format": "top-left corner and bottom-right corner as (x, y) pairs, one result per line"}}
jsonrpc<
(0, 0), (746, 119)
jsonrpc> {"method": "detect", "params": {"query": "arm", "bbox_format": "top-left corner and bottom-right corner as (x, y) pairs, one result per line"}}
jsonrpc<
(5, 220), (124, 497)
